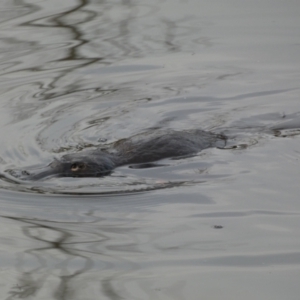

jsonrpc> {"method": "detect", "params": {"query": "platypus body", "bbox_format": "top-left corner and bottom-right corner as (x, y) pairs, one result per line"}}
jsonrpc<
(9, 129), (226, 180)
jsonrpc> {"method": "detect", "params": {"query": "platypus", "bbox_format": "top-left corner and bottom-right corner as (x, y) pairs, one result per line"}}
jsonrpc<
(8, 129), (226, 180)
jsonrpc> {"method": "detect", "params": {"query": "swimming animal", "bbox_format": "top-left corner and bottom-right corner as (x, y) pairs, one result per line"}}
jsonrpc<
(8, 129), (226, 180)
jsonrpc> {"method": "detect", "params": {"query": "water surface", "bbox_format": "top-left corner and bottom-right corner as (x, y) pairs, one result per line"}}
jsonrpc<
(0, 0), (300, 299)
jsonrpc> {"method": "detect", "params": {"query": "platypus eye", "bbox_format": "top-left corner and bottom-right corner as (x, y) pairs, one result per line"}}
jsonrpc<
(71, 162), (86, 172)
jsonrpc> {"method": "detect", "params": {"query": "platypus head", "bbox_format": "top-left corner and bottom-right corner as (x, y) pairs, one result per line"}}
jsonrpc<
(7, 150), (117, 180)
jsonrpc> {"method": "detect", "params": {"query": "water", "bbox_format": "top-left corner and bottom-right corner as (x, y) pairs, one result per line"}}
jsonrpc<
(0, 0), (300, 299)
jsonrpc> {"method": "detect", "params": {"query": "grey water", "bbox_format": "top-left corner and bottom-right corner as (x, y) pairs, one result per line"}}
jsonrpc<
(0, 0), (299, 299)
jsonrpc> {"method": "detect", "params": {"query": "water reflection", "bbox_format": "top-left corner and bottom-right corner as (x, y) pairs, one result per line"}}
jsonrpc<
(15, 0), (102, 101)
(1, 0), (210, 101)
(4, 214), (125, 300)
